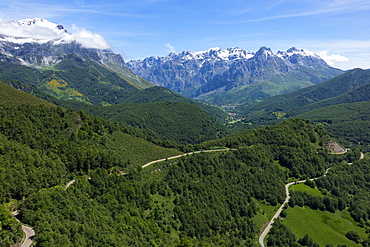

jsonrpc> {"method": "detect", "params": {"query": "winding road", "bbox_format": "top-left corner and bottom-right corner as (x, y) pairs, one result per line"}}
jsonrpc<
(259, 152), (364, 247)
(142, 149), (233, 168)
(15, 148), (364, 247)
(20, 225), (35, 247)
(12, 211), (35, 247)
(13, 148), (233, 246)
(64, 179), (76, 190)
(258, 168), (330, 247)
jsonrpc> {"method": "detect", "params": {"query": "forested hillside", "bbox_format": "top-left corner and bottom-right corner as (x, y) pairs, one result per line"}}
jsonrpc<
(81, 101), (226, 145)
(1, 79), (369, 246)
(298, 101), (370, 151)
(1, 95), (369, 246)
(0, 109), (349, 246)
(0, 103), (182, 202)
(120, 86), (229, 123)
(2, 80), (228, 145)
(276, 152), (370, 246)
(239, 68), (370, 117)
(0, 81), (52, 106)
(229, 68), (370, 152)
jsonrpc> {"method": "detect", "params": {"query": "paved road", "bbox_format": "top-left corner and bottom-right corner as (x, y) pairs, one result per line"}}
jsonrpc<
(65, 179), (76, 190)
(21, 225), (35, 247)
(12, 211), (35, 247)
(258, 180), (303, 247)
(258, 168), (331, 247)
(258, 150), (366, 246)
(142, 149), (233, 168)
(348, 152), (364, 165)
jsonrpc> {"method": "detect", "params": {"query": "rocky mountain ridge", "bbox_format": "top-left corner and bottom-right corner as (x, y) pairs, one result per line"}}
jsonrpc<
(0, 18), (152, 89)
(127, 47), (343, 105)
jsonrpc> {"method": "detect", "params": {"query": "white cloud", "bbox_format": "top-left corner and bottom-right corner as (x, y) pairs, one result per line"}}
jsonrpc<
(268, 39), (370, 70)
(0, 18), (68, 40)
(317, 50), (349, 67)
(166, 43), (176, 53)
(71, 24), (110, 49)
(0, 18), (110, 49)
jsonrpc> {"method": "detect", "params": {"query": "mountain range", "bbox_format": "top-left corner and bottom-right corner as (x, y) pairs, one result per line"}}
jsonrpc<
(0, 18), (344, 108)
(127, 46), (343, 105)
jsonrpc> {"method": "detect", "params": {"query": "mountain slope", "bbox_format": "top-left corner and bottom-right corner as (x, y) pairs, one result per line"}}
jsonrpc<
(240, 68), (370, 116)
(88, 101), (226, 145)
(120, 86), (228, 123)
(0, 59), (139, 105)
(0, 80), (53, 106)
(0, 18), (154, 103)
(296, 81), (370, 115)
(1, 111), (341, 246)
(232, 68), (370, 149)
(3, 80), (227, 145)
(128, 47), (343, 105)
(298, 101), (370, 149)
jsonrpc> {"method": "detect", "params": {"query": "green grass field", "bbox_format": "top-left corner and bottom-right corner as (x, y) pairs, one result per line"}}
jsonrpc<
(290, 183), (324, 197)
(284, 207), (367, 246)
(253, 200), (281, 234)
(106, 131), (182, 167)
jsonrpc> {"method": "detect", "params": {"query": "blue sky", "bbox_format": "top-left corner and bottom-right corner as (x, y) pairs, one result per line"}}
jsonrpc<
(1, 0), (370, 70)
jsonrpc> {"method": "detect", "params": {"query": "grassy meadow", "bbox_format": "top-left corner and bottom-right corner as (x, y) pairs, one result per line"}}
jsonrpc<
(284, 207), (367, 246)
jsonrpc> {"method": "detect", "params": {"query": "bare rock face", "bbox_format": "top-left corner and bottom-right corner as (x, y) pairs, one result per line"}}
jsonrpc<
(0, 36), (126, 69)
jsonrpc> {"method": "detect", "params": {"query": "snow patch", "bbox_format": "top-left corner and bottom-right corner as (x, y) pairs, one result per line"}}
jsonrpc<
(277, 47), (321, 59)
(180, 47), (254, 62)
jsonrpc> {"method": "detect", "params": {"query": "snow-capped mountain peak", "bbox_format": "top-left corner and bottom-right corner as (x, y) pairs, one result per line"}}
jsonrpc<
(0, 18), (70, 45)
(0, 18), (110, 49)
(11, 18), (67, 33)
(277, 47), (321, 59)
(127, 46), (340, 103)
(176, 47), (254, 62)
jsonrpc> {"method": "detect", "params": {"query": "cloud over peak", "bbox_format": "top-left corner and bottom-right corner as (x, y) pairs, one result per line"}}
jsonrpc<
(0, 18), (110, 50)
(71, 24), (110, 50)
(317, 50), (349, 67)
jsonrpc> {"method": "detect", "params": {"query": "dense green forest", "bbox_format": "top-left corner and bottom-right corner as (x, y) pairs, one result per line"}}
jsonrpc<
(1, 102), (369, 246)
(0, 81), (53, 106)
(298, 101), (370, 151)
(3, 101), (367, 246)
(81, 101), (226, 145)
(0, 204), (22, 246)
(44, 98), (226, 145)
(118, 86), (229, 123)
(0, 103), (182, 202)
(2, 80), (228, 145)
(1, 74), (370, 246)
